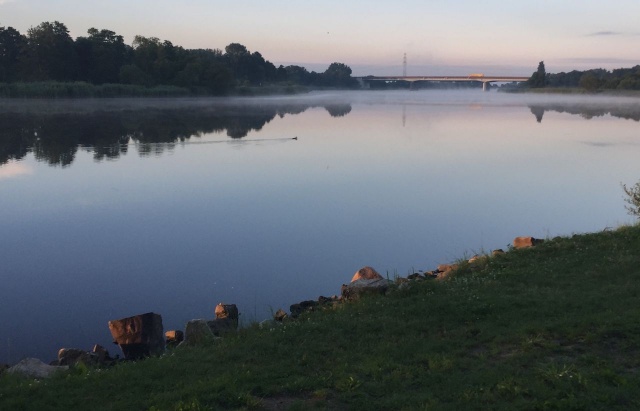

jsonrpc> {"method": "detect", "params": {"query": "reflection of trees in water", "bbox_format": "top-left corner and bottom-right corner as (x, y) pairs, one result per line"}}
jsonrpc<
(324, 104), (352, 117)
(528, 103), (640, 123)
(0, 101), (353, 166)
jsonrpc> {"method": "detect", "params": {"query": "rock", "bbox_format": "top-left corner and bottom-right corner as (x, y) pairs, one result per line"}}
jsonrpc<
(92, 344), (114, 365)
(351, 266), (383, 283)
(212, 303), (239, 333)
(290, 300), (319, 318)
(57, 348), (98, 366)
(274, 309), (288, 322)
(435, 264), (459, 281)
(407, 273), (423, 280)
(513, 236), (543, 249)
(108, 312), (165, 360)
(437, 264), (458, 272)
(183, 319), (216, 346)
(165, 330), (184, 347)
(318, 295), (341, 307)
(341, 278), (391, 300)
(7, 358), (68, 379)
(207, 318), (237, 336)
(215, 303), (239, 321)
(492, 249), (505, 256)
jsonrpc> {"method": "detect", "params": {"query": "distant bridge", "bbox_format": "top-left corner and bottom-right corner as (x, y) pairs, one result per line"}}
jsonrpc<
(359, 75), (530, 91)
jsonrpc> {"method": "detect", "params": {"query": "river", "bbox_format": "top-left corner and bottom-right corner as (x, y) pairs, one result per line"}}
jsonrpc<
(1, 90), (640, 364)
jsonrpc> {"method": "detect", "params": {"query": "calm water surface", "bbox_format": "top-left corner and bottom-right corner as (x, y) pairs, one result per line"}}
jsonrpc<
(2, 91), (640, 363)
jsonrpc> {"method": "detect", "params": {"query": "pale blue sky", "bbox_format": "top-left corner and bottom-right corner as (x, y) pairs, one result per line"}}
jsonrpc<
(2, 0), (639, 76)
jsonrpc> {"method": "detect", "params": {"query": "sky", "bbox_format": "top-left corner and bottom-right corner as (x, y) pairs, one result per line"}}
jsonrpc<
(1, 0), (640, 76)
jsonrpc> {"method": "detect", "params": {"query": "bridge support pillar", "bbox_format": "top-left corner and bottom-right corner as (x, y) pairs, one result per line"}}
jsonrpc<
(482, 82), (490, 92)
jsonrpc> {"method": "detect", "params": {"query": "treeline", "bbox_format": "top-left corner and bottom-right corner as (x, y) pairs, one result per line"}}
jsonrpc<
(523, 61), (640, 91)
(548, 66), (640, 91)
(0, 21), (358, 95)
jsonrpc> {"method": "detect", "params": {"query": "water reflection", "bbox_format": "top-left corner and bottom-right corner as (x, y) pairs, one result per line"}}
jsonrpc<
(0, 100), (353, 166)
(529, 102), (640, 123)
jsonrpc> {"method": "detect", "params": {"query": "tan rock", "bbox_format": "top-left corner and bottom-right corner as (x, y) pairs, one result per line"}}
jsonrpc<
(351, 266), (383, 283)
(513, 236), (543, 249)
(437, 264), (459, 273)
(215, 303), (238, 321)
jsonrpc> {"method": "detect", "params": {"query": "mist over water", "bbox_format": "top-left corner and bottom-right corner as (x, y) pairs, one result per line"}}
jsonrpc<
(1, 90), (640, 364)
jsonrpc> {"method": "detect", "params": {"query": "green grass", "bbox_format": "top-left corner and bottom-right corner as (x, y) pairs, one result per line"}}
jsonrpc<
(3, 225), (640, 410)
(0, 82), (193, 98)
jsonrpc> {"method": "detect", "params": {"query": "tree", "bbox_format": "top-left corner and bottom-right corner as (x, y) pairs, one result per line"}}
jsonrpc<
(579, 73), (601, 92)
(528, 61), (547, 88)
(75, 28), (130, 84)
(0, 26), (26, 82)
(322, 62), (357, 88)
(20, 21), (78, 81)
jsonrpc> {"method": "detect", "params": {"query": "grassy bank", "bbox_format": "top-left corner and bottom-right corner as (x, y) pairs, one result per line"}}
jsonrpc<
(0, 81), (312, 98)
(2, 225), (640, 410)
(0, 82), (194, 98)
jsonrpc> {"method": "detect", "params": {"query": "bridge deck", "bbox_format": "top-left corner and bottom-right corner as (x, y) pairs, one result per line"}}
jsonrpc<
(363, 76), (529, 83)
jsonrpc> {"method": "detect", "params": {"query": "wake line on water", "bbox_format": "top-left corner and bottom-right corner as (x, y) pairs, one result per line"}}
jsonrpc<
(85, 136), (298, 149)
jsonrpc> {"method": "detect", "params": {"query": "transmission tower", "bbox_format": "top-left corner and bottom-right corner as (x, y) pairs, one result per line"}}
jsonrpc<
(403, 53), (407, 77)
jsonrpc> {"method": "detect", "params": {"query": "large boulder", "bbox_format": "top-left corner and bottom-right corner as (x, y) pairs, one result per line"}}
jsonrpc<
(182, 319), (216, 346)
(341, 278), (391, 300)
(108, 312), (165, 360)
(7, 358), (68, 379)
(351, 266), (383, 283)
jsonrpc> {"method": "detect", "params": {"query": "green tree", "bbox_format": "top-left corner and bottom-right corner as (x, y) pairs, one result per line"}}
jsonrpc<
(527, 61), (547, 88)
(322, 62), (357, 87)
(579, 73), (601, 91)
(20, 21), (78, 81)
(0, 26), (26, 82)
(75, 28), (130, 84)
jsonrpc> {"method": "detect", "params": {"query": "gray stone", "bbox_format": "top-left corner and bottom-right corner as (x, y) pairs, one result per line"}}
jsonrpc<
(290, 300), (318, 318)
(57, 348), (95, 366)
(207, 318), (237, 336)
(91, 344), (114, 365)
(7, 358), (68, 379)
(182, 319), (216, 346)
(341, 278), (392, 300)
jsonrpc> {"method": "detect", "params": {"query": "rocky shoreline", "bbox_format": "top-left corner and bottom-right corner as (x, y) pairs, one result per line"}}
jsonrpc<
(2, 236), (543, 379)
